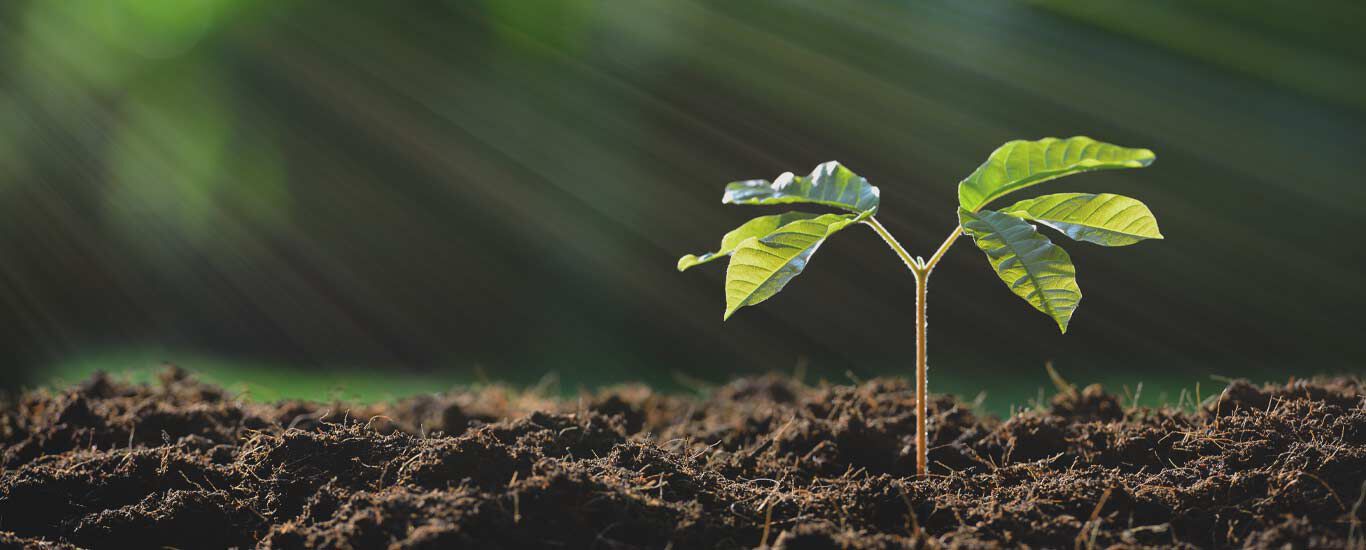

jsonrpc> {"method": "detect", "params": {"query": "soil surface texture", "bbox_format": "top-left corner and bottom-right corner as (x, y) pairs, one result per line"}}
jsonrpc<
(1, 369), (1363, 549)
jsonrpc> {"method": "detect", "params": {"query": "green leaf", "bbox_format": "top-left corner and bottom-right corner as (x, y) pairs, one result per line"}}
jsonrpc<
(724, 161), (880, 217)
(723, 213), (858, 320)
(959, 208), (1081, 333)
(957, 137), (1155, 212)
(677, 211), (824, 271)
(1000, 193), (1163, 247)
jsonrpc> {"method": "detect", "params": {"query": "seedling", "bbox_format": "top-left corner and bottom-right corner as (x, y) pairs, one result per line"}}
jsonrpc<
(677, 137), (1162, 476)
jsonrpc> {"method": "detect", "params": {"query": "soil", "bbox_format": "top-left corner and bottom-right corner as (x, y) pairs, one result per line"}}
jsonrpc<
(1, 368), (1362, 549)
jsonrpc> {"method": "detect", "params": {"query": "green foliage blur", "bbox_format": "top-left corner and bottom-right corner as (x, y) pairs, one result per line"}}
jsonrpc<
(1, 1), (1363, 396)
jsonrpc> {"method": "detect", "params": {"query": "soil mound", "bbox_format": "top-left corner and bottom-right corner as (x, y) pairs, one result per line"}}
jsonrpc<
(1, 369), (1362, 548)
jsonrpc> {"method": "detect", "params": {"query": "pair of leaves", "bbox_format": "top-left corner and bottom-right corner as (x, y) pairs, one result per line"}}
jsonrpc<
(957, 137), (1161, 332)
(679, 136), (1163, 332)
(677, 161), (878, 319)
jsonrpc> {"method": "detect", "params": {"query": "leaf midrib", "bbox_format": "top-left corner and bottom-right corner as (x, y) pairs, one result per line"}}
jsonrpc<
(977, 213), (1064, 320)
(1016, 194), (1158, 240)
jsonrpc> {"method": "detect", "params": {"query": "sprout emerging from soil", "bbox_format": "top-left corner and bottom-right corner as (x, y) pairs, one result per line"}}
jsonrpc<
(678, 137), (1163, 476)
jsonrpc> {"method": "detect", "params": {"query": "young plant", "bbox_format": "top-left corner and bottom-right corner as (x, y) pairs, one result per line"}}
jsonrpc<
(677, 137), (1162, 476)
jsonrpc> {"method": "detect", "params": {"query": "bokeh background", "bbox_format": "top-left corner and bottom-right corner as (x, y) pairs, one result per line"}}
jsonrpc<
(2, 1), (1363, 410)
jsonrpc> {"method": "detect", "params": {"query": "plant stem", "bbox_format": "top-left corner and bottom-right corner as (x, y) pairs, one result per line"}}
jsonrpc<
(913, 269), (928, 477)
(865, 217), (964, 477)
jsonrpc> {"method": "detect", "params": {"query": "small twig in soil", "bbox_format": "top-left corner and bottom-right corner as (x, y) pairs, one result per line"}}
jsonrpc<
(1348, 479), (1366, 546)
(1046, 362), (1076, 397)
(510, 471), (521, 523)
(759, 494), (776, 548)
(158, 430), (172, 476)
(688, 440), (722, 462)
(1075, 487), (1113, 550)
(1120, 523), (1169, 545)
(746, 416), (796, 458)
(801, 440), (833, 462)
(363, 414), (393, 432)
(286, 408), (332, 430)
(1298, 471), (1347, 511)
(897, 481), (921, 538)
(177, 470), (210, 493)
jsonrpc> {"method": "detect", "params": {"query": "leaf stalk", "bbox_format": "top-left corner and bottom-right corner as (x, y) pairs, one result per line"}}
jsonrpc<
(864, 217), (922, 272)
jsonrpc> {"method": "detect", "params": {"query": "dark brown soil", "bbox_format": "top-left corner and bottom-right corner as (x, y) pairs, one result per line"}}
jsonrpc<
(2, 368), (1363, 549)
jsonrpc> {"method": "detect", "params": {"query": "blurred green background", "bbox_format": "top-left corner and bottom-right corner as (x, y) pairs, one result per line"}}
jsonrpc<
(2, 1), (1363, 412)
